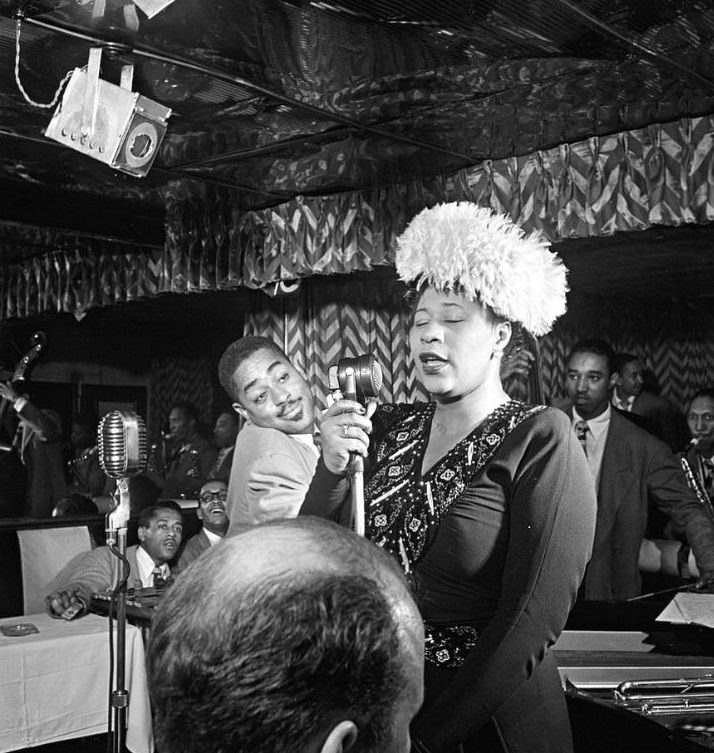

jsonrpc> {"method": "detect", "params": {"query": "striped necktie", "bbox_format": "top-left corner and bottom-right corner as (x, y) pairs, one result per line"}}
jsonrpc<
(574, 420), (589, 457)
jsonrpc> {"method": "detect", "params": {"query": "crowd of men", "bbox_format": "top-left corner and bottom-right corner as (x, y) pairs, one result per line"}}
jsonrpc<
(4, 333), (714, 753)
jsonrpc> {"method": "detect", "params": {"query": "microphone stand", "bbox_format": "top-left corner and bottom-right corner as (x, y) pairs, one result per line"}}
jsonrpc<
(342, 368), (366, 537)
(105, 478), (131, 753)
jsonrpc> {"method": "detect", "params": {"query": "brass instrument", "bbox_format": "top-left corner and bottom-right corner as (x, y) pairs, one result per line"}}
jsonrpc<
(615, 676), (714, 717)
(680, 453), (714, 519)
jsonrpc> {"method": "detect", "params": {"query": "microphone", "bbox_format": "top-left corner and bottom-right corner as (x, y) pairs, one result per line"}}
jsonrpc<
(327, 354), (382, 538)
(328, 354), (383, 403)
(98, 410), (147, 538)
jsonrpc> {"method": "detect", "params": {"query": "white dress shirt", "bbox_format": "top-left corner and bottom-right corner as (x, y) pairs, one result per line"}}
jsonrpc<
(135, 545), (170, 587)
(572, 405), (611, 492)
(611, 389), (635, 412)
(294, 432), (320, 458)
(203, 528), (223, 546)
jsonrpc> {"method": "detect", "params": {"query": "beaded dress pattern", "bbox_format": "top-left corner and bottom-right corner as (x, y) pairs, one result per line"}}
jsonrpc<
(365, 399), (546, 667)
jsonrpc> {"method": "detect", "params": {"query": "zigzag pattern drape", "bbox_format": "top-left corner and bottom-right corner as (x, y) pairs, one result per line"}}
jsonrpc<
(243, 278), (428, 417)
(3, 114), (714, 319)
(244, 281), (714, 416)
(149, 357), (215, 441)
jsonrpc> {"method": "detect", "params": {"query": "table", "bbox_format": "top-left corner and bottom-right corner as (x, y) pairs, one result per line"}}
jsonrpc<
(0, 613), (153, 753)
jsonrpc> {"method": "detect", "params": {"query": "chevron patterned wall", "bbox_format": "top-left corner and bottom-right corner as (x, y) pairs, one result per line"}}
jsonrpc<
(242, 279), (714, 419)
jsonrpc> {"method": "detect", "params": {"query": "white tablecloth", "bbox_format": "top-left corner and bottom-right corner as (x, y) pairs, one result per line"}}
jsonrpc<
(0, 613), (153, 753)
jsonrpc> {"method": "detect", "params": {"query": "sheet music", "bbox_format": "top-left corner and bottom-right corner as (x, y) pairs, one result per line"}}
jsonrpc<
(656, 593), (714, 628)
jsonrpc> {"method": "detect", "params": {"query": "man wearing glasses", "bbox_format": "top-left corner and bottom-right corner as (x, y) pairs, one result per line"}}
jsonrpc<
(177, 480), (229, 571)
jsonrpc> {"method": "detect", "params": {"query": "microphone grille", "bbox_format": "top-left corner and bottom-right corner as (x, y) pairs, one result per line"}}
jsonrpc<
(370, 358), (383, 395)
(98, 410), (147, 479)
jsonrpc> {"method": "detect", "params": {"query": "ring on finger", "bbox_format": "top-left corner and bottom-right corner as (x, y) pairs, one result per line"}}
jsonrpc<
(342, 424), (350, 438)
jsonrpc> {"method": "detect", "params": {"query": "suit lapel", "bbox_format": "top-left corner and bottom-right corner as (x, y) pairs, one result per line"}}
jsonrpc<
(594, 411), (631, 544)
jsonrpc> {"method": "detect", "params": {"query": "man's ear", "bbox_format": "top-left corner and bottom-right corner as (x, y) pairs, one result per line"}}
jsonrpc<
(137, 526), (147, 543)
(232, 401), (250, 424)
(609, 372), (619, 390)
(320, 721), (358, 753)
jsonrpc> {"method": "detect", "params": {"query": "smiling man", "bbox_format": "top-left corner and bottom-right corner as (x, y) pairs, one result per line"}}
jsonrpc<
(45, 501), (183, 618)
(218, 336), (318, 534)
(177, 479), (229, 571)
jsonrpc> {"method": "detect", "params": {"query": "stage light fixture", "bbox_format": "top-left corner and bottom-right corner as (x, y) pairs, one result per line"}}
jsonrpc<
(45, 47), (171, 178)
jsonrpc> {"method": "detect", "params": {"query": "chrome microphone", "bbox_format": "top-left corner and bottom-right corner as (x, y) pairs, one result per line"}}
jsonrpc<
(328, 354), (383, 403)
(98, 411), (147, 536)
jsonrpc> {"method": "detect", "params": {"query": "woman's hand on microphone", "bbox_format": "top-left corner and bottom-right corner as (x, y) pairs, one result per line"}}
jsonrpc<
(317, 398), (374, 475)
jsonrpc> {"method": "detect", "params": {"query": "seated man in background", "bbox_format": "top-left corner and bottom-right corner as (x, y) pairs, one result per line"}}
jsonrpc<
(147, 517), (424, 753)
(562, 339), (714, 600)
(611, 352), (688, 452)
(218, 336), (318, 533)
(45, 500), (183, 618)
(177, 479), (229, 571)
(148, 402), (216, 499)
(208, 411), (240, 483)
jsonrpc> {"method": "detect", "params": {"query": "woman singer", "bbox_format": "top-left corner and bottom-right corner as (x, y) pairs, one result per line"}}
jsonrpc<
(300, 202), (597, 753)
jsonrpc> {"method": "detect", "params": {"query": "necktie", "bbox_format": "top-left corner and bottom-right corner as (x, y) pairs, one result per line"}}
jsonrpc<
(574, 420), (589, 457)
(152, 567), (167, 589)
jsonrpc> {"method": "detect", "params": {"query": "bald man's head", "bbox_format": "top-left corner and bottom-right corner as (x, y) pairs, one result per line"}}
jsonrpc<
(148, 518), (423, 753)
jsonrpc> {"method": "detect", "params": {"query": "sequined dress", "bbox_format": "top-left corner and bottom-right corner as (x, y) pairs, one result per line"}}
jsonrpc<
(301, 400), (597, 752)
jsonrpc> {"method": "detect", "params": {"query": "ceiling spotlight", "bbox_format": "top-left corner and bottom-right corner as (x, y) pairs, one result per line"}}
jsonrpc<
(45, 47), (171, 178)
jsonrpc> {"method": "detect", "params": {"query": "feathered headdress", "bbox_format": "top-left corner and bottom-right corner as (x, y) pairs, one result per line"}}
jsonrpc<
(395, 202), (568, 336)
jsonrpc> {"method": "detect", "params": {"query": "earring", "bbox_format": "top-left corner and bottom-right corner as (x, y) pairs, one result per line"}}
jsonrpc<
(491, 349), (503, 360)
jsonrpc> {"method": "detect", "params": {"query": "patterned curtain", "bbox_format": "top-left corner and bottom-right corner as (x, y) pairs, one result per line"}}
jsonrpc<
(243, 276), (428, 416)
(4, 114), (714, 320)
(243, 280), (714, 415)
(148, 357), (215, 442)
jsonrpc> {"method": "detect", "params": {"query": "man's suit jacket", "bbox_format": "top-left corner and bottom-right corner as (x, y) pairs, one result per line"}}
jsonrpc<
(630, 391), (688, 453)
(16, 401), (68, 518)
(177, 528), (212, 571)
(565, 407), (714, 600)
(209, 447), (234, 484)
(226, 423), (317, 534)
(45, 544), (176, 604)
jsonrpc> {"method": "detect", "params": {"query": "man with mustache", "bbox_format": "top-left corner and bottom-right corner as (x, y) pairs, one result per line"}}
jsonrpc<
(45, 501), (183, 618)
(177, 479), (229, 571)
(218, 336), (318, 534)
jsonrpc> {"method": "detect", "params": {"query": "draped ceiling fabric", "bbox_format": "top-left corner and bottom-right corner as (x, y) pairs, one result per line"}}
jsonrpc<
(3, 113), (714, 321)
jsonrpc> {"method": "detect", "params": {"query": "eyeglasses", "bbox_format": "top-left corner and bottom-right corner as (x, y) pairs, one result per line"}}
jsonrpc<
(199, 490), (227, 504)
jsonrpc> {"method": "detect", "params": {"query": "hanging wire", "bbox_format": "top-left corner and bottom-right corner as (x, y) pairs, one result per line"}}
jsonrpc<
(14, 16), (73, 109)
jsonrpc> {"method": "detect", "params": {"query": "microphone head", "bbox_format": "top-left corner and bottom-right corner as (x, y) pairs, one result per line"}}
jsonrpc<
(336, 354), (383, 401)
(98, 410), (147, 479)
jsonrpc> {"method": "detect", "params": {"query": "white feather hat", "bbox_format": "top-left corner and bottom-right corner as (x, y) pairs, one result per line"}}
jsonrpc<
(395, 202), (568, 336)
